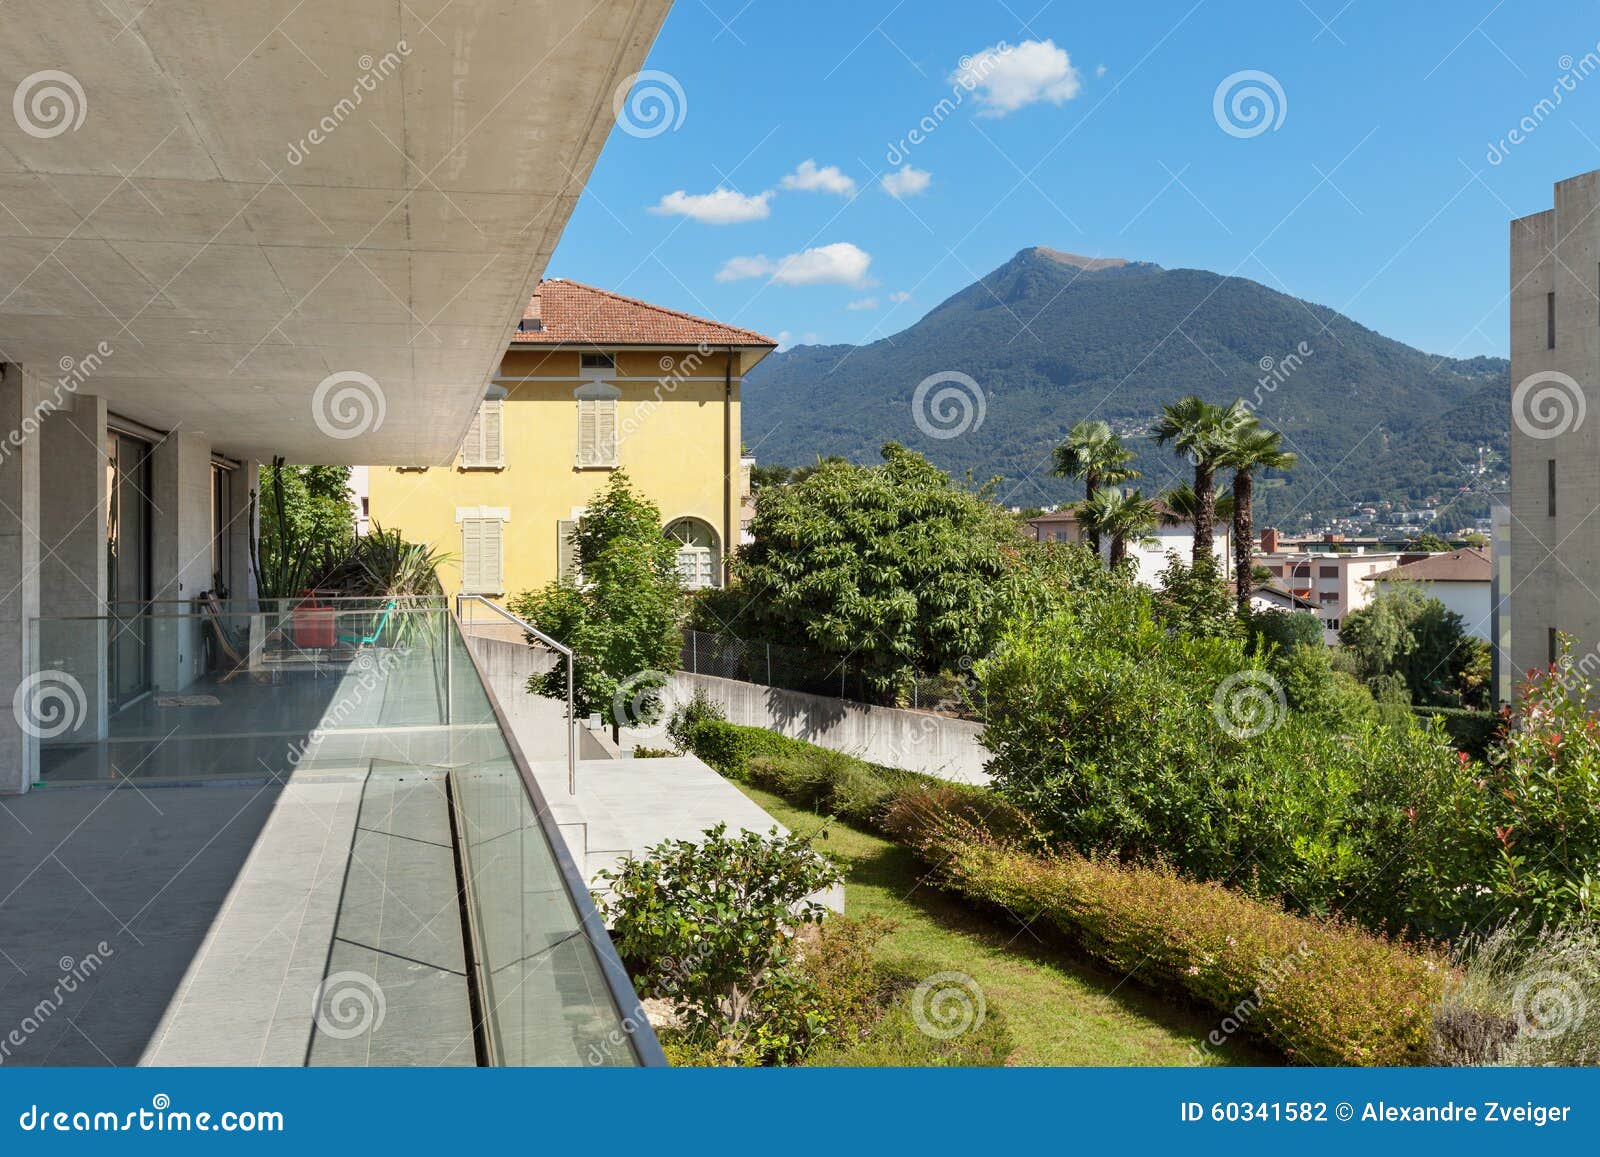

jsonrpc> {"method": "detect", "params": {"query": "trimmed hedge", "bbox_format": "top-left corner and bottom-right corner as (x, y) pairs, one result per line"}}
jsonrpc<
(681, 718), (1449, 1066)
(885, 793), (1446, 1066)
(1411, 706), (1500, 760)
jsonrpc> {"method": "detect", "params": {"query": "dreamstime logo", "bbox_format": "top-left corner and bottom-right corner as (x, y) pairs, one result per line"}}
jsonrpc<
(912, 371), (986, 440)
(312, 371), (386, 439)
(612, 669), (675, 738)
(1212, 70), (1287, 139)
(12, 670), (87, 740)
(885, 41), (1014, 165)
(1512, 370), (1585, 440)
(311, 971), (386, 1039)
(911, 971), (986, 1039)
(13, 70), (87, 139)
(0, 941), (113, 1065)
(1487, 43), (1600, 164)
(612, 70), (687, 139)
(1512, 969), (1586, 1040)
(286, 43), (411, 165)
(1246, 340), (1314, 415)
(1211, 670), (1286, 739)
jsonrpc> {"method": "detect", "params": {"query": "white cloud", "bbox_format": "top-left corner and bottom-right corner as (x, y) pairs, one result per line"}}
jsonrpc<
(889, 290), (911, 303)
(1096, 64), (1108, 78)
(716, 241), (873, 287)
(650, 187), (772, 224)
(953, 39), (1083, 116)
(881, 165), (931, 198)
(776, 330), (822, 351)
(780, 159), (857, 196)
(846, 297), (879, 311)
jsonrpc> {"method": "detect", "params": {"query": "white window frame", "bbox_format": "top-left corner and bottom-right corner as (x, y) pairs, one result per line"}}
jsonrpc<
(666, 517), (721, 590)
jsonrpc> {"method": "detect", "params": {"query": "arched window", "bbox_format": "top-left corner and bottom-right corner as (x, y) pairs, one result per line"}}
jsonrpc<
(666, 518), (720, 589)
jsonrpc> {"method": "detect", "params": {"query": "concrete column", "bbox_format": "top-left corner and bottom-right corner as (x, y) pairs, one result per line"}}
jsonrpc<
(149, 431), (212, 692)
(227, 457), (260, 605)
(0, 366), (44, 794)
(37, 393), (109, 741)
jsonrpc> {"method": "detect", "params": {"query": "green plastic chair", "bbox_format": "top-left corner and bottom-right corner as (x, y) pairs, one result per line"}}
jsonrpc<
(339, 599), (397, 647)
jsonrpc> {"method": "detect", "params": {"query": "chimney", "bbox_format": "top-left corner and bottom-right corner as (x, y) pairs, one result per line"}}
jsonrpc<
(519, 285), (543, 333)
(1261, 527), (1279, 554)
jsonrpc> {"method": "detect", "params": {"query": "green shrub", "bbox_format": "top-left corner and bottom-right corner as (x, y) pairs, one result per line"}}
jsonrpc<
(596, 823), (841, 1064)
(1246, 607), (1323, 655)
(665, 688), (726, 752)
(884, 793), (1447, 1066)
(1413, 706), (1499, 759)
(674, 718), (813, 780)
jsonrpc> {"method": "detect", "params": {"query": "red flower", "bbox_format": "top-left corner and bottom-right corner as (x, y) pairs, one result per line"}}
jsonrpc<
(1457, 750), (1471, 768)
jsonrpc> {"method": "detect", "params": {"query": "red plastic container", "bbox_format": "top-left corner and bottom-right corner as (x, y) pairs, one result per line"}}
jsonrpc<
(293, 596), (336, 649)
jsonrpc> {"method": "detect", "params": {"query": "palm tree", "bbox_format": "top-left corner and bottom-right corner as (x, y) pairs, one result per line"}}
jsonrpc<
(1077, 487), (1159, 570)
(1052, 420), (1138, 553)
(1218, 423), (1297, 611)
(1153, 396), (1247, 566)
(1158, 482), (1234, 531)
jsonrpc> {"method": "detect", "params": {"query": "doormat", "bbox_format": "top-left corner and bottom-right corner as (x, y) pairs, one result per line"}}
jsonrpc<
(155, 694), (222, 708)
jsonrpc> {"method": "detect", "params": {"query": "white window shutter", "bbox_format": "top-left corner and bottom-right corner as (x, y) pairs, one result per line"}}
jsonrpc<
(557, 519), (577, 583)
(481, 399), (503, 466)
(596, 398), (617, 465)
(577, 399), (597, 466)
(482, 519), (503, 592)
(460, 406), (485, 467)
(460, 520), (483, 591)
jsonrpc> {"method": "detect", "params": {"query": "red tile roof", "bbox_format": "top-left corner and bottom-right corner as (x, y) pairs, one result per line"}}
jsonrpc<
(510, 279), (777, 347)
(1368, 547), (1491, 584)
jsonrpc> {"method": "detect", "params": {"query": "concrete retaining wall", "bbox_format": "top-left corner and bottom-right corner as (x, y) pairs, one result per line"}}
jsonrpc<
(665, 671), (990, 786)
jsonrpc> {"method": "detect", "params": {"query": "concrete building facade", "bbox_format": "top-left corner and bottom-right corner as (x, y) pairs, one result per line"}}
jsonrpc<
(1509, 170), (1600, 683)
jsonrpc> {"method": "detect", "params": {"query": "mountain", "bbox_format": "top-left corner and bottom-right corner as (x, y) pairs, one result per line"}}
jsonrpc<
(742, 247), (1508, 529)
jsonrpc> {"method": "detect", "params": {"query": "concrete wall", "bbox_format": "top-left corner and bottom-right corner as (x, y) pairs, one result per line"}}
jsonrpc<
(0, 368), (43, 793)
(1509, 173), (1600, 683)
(664, 671), (992, 786)
(150, 432), (214, 691)
(462, 626), (992, 785)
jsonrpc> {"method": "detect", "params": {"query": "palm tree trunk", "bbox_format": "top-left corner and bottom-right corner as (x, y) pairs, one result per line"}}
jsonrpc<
(1192, 464), (1215, 564)
(1109, 534), (1126, 569)
(1233, 469), (1254, 612)
(1083, 471), (1100, 554)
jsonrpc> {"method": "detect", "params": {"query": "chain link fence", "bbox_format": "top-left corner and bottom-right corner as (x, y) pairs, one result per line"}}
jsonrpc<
(679, 628), (985, 721)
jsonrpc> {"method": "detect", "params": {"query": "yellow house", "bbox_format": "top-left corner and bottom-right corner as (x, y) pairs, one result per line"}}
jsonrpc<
(367, 279), (777, 601)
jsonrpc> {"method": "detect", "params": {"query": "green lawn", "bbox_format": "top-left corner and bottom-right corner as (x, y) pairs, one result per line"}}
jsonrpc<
(738, 783), (1276, 1067)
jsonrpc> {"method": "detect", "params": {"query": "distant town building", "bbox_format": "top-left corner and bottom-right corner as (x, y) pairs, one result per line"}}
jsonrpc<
(1254, 527), (1409, 642)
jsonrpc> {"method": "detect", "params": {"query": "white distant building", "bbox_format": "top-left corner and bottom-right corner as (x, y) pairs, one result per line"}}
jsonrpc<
(1254, 528), (1406, 643)
(1025, 504), (1231, 587)
(1366, 547), (1492, 642)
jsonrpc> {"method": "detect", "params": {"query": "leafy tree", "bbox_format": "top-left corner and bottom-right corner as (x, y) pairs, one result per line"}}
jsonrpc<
(1154, 396), (1247, 566)
(1409, 531), (1453, 552)
(1051, 420), (1137, 553)
(1155, 552), (1239, 638)
(251, 458), (354, 598)
(1244, 607), (1322, 655)
(596, 823), (842, 1062)
(1076, 487), (1158, 569)
(1219, 422), (1296, 610)
(509, 472), (683, 739)
(1339, 586), (1480, 707)
(732, 443), (1018, 703)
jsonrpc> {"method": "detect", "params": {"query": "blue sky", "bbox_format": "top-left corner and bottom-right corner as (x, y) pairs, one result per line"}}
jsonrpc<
(551, 0), (1600, 359)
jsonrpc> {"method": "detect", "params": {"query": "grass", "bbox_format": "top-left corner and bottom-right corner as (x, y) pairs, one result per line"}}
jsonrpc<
(738, 782), (1276, 1067)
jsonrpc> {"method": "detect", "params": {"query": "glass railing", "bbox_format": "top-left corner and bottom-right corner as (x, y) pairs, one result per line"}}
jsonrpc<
(27, 597), (662, 1066)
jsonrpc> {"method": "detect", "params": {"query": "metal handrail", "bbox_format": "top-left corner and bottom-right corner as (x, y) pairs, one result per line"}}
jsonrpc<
(455, 594), (576, 795)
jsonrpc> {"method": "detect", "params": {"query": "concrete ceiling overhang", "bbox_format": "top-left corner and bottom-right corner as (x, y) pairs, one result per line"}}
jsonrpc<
(0, 0), (671, 464)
